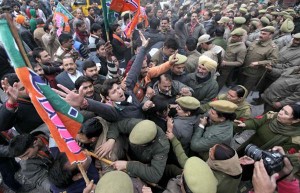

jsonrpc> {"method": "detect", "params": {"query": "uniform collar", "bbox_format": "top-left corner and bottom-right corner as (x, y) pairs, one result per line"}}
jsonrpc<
(257, 39), (272, 46)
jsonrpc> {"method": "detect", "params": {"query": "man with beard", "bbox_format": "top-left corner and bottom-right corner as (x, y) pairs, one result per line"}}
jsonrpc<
(270, 33), (300, 70)
(55, 56), (83, 90)
(32, 47), (62, 88)
(32, 63), (56, 88)
(75, 76), (101, 101)
(0, 73), (44, 134)
(217, 28), (247, 90)
(186, 55), (219, 104)
(82, 60), (106, 90)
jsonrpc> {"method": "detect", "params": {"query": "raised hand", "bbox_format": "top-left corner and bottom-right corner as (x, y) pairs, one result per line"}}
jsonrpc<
(1, 78), (20, 104)
(169, 50), (179, 65)
(142, 100), (155, 111)
(139, 31), (150, 48)
(52, 84), (84, 108)
(104, 41), (113, 60)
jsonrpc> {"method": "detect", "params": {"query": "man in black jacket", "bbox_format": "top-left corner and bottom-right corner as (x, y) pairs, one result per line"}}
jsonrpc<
(15, 15), (38, 50)
(0, 73), (44, 134)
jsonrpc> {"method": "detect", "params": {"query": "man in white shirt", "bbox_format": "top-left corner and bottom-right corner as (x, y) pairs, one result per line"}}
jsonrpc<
(55, 56), (83, 90)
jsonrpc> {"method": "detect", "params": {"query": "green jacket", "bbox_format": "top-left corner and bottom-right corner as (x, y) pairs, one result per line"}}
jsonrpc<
(262, 67), (300, 107)
(187, 73), (219, 104)
(190, 120), (233, 159)
(200, 94), (252, 119)
(234, 113), (300, 151)
(218, 94), (251, 119)
(170, 138), (241, 193)
(213, 170), (241, 193)
(212, 37), (227, 51)
(107, 118), (170, 183)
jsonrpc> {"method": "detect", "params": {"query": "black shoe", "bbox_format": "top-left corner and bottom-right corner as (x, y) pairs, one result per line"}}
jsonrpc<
(250, 100), (264, 106)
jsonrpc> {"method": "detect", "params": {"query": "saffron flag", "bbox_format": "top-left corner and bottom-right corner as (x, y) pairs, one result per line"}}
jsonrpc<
(139, 6), (148, 27)
(54, 3), (74, 35)
(0, 19), (86, 164)
(123, 2), (140, 38)
(110, 0), (139, 13)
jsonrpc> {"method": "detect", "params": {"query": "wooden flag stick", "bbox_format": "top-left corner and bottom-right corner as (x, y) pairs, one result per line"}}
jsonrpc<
(4, 13), (32, 69)
(77, 162), (90, 184)
(84, 150), (113, 165)
(84, 150), (165, 190)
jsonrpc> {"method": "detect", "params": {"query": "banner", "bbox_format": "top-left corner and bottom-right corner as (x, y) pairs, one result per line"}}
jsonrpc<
(54, 3), (74, 36)
(110, 0), (139, 13)
(0, 19), (86, 164)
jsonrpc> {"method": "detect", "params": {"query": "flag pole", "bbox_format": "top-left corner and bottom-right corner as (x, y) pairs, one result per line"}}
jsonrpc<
(4, 13), (33, 69)
(129, 12), (133, 55)
(84, 150), (113, 165)
(101, 0), (110, 41)
(77, 163), (90, 184)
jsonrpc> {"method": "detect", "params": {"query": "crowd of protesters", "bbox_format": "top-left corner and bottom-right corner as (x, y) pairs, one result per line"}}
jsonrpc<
(0, 0), (300, 192)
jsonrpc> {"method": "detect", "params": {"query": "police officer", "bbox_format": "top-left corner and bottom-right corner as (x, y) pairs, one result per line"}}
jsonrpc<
(218, 28), (247, 90)
(98, 119), (170, 184)
(238, 26), (278, 94)
(95, 171), (134, 193)
(163, 157), (218, 193)
(273, 18), (294, 50)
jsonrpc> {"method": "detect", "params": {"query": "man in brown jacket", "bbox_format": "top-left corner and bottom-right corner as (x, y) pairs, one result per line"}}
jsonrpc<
(217, 28), (247, 90)
(238, 26), (278, 93)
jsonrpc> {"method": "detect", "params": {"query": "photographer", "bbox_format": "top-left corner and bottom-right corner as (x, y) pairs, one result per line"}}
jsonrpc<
(240, 146), (299, 193)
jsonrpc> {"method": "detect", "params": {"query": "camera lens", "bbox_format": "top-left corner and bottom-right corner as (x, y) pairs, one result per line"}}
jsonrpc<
(245, 144), (262, 161)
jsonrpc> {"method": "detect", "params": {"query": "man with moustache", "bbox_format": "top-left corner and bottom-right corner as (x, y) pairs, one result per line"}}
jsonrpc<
(237, 26), (278, 94)
(82, 60), (106, 91)
(175, 12), (206, 53)
(252, 33), (300, 107)
(55, 56), (83, 90)
(187, 55), (219, 104)
(75, 76), (100, 101)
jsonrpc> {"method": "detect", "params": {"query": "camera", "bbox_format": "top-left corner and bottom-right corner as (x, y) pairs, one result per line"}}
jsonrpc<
(245, 144), (284, 175)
